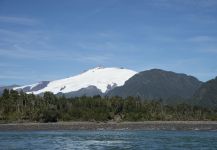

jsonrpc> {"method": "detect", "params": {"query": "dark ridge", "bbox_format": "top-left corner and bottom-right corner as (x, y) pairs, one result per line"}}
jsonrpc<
(194, 76), (217, 108)
(108, 69), (202, 100)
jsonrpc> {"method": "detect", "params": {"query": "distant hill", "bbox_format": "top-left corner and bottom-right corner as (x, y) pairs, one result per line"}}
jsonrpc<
(57, 86), (103, 98)
(194, 77), (217, 107)
(108, 69), (202, 100)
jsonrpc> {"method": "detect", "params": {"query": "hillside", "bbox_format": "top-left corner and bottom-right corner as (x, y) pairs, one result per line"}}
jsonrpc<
(108, 69), (202, 99)
(194, 77), (217, 107)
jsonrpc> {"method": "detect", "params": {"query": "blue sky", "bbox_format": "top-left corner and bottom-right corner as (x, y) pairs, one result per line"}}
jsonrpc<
(0, 0), (217, 86)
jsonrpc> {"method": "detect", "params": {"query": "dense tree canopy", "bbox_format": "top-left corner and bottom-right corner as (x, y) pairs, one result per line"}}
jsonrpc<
(0, 89), (216, 123)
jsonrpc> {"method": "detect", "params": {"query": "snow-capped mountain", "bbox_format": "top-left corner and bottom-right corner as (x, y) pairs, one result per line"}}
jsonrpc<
(13, 81), (49, 93)
(14, 67), (137, 96)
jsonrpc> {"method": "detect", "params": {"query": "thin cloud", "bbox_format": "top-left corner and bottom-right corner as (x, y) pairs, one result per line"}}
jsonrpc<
(0, 47), (112, 64)
(188, 36), (217, 42)
(0, 69), (63, 83)
(0, 75), (27, 80)
(0, 62), (22, 68)
(0, 16), (39, 26)
(200, 48), (217, 54)
(0, 47), (69, 60)
(149, 0), (217, 8)
(76, 54), (112, 63)
(0, 27), (113, 63)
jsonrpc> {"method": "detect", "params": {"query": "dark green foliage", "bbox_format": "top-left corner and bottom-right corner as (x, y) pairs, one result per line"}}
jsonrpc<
(41, 108), (59, 122)
(0, 85), (18, 96)
(108, 69), (202, 99)
(194, 77), (217, 108)
(0, 89), (216, 123)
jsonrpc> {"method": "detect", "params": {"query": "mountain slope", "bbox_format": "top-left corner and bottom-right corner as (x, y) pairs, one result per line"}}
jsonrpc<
(14, 81), (49, 93)
(57, 86), (103, 98)
(14, 67), (137, 95)
(194, 77), (217, 107)
(108, 69), (202, 99)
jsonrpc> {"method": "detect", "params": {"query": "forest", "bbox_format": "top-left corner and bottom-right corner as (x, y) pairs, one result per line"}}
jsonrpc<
(0, 89), (217, 123)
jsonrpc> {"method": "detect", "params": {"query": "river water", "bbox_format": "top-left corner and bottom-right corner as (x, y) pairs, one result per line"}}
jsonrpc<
(0, 130), (217, 149)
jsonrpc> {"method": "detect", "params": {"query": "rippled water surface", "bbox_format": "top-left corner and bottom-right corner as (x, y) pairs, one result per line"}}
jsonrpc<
(0, 130), (217, 150)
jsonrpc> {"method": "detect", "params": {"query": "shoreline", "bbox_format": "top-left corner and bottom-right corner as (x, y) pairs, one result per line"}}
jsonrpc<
(1, 121), (217, 131)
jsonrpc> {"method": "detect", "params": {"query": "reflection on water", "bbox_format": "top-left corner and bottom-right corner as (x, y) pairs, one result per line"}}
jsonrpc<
(1, 130), (217, 150)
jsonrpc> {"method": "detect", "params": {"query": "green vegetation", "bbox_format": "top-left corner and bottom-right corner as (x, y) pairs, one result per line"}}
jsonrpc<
(108, 69), (202, 99)
(194, 77), (217, 108)
(0, 89), (217, 123)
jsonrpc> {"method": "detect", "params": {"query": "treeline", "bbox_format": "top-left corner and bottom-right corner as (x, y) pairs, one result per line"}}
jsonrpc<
(0, 89), (217, 123)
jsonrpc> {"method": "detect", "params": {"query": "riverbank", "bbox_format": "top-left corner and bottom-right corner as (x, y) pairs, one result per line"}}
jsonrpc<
(1, 121), (217, 131)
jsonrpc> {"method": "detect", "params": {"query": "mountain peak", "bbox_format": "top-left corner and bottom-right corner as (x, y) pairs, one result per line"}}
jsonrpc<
(14, 67), (137, 95)
(84, 66), (127, 74)
(91, 66), (105, 70)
